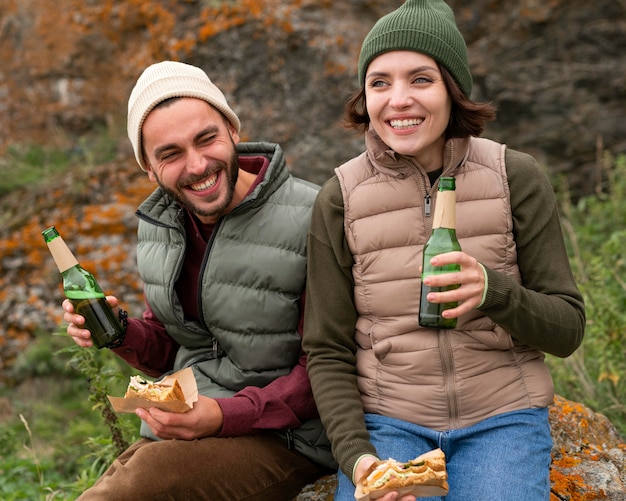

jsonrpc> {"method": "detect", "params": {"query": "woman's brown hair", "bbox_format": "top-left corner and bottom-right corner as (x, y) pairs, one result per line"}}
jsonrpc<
(344, 64), (496, 139)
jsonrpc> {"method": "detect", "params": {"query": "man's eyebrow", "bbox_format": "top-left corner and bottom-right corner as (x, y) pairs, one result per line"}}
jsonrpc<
(194, 125), (219, 143)
(152, 125), (221, 159)
(153, 143), (179, 159)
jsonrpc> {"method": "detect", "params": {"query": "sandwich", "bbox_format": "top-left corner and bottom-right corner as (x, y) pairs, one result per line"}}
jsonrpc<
(357, 448), (449, 499)
(124, 375), (186, 403)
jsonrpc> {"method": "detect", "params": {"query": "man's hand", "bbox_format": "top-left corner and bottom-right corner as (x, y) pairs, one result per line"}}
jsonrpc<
(136, 395), (224, 440)
(354, 456), (416, 501)
(63, 295), (120, 348)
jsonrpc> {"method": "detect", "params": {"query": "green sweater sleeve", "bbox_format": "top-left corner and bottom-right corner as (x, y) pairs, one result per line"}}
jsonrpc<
(303, 176), (376, 480)
(479, 149), (585, 357)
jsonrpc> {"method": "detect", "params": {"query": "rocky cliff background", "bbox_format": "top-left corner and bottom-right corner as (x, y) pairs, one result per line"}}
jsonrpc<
(1, 0), (625, 194)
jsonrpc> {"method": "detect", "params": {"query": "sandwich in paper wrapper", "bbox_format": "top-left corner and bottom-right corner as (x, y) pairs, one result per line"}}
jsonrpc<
(354, 448), (449, 500)
(108, 367), (197, 413)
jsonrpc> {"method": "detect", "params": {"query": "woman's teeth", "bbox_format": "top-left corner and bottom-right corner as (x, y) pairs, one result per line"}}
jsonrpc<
(389, 118), (424, 129)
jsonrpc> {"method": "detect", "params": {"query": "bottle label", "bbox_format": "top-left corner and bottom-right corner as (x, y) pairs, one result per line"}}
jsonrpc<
(432, 191), (456, 230)
(46, 237), (79, 272)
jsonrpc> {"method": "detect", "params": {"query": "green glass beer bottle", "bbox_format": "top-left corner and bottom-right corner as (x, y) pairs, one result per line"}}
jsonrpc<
(418, 177), (462, 328)
(42, 226), (124, 349)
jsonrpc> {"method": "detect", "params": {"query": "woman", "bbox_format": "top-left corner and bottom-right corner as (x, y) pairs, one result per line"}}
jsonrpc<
(302, 1), (585, 500)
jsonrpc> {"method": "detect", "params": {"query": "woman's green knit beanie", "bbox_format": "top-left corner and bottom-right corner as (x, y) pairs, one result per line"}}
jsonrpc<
(358, 0), (472, 97)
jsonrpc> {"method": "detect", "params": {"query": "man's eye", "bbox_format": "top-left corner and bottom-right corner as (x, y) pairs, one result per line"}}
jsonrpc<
(160, 151), (178, 161)
(198, 135), (216, 146)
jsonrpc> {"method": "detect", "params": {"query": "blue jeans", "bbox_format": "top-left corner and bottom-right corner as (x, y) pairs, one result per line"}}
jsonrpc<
(335, 408), (552, 501)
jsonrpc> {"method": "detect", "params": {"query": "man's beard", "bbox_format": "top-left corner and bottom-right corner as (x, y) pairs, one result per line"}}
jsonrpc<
(156, 149), (239, 219)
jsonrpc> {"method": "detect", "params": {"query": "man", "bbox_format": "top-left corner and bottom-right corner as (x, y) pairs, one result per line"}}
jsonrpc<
(63, 61), (335, 500)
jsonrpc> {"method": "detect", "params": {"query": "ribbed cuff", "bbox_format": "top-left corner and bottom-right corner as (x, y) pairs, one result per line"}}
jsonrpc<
(352, 453), (379, 484)
(476, 263), (488, 308)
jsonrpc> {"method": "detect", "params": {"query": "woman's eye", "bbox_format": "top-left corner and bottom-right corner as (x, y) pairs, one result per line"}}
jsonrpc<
(413, 76), (432, 84)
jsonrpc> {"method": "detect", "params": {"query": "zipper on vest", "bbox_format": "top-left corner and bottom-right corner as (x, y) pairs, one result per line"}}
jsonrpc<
(285, 429), (295, 450)
(424, 194), (432, 217)
(439, 329), (461, 428)
(197, 218), (223, 327)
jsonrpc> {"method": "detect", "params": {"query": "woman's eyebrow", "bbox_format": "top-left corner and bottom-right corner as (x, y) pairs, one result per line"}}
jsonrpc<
(367, 65), (439, 79)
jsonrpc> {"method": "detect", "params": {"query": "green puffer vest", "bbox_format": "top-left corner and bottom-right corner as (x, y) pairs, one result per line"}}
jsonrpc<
(135, 142), (335, 467)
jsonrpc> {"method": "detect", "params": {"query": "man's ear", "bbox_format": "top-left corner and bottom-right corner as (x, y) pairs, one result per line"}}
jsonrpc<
(145, 163), (158, 182)
(229, 124), (241, 145)
(142, 148), (158, 182)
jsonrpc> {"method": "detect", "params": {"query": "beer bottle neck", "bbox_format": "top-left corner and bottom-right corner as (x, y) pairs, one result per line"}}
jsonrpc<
(432, 190), (456, 230)
(46, 236), (80, 273)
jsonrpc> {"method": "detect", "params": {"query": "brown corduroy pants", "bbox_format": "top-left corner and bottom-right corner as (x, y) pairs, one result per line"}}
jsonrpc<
(76, 434), (330, 501)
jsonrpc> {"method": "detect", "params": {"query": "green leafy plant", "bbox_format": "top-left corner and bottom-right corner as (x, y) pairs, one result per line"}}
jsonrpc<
(0, 331), (140, 499)
(60, 343), (131, 456)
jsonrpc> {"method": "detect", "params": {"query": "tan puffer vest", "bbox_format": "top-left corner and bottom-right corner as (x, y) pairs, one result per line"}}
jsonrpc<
(335, 134), (553, 430)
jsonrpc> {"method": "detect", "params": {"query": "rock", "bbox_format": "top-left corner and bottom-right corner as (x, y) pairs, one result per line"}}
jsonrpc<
(294, 474), (336, 501)
(549, 396), (625, 500)
(293, 396), (626, 500)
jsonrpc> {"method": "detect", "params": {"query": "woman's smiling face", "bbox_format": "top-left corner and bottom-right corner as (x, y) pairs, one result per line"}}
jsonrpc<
(364, 50), (452, 172)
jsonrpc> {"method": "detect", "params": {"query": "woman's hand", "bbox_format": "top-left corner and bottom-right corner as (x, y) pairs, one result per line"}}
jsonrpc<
(63, 295), (120, 348)
(421, 250), (486, 319)
(354, 456), (417, 501)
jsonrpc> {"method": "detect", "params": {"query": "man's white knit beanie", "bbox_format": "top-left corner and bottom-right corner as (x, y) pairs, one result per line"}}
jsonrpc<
(127, 61), (241, 171)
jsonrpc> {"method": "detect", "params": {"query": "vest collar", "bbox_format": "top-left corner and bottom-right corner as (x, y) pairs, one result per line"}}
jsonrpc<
(365, 128), (471, 179)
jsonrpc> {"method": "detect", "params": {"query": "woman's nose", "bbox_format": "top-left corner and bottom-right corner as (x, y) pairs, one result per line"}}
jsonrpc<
(389, 82), (412, 108)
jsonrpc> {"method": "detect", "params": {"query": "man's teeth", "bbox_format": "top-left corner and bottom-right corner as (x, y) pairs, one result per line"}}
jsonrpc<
(390, 118), (424, 128)
(190, 175), (217, 191)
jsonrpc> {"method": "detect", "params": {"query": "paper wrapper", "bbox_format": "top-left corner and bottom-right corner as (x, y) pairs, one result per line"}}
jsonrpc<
(355, 483), (449, 500)
(107, 367), (198, 413)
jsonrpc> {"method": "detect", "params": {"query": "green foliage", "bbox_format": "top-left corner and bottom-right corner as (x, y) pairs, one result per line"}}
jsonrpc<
(60, 342), (135, 456)
(548, 152), (626, 437)
(10, 330), (70, 380)
(0, 128), (120, 197)
(0, 332), (140, 500)
(0, 144), (72, 197)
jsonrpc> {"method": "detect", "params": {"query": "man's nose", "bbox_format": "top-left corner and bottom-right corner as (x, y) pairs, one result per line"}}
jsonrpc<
(186, 148), (206, 173)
